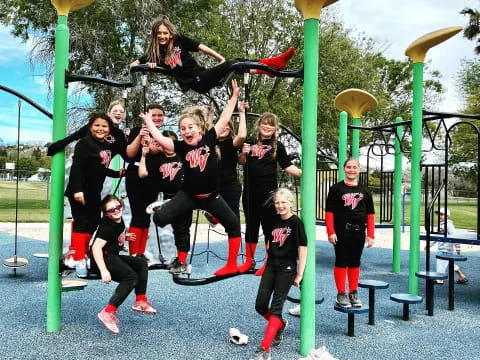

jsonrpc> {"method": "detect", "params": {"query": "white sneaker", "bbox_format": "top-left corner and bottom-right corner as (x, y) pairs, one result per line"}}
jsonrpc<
(75, 259), (88, 278)
(146, 199), (169, 214)
(228, 327), (249, 345)
(288, 304), (301, 317)
(300, 346), (339, 360)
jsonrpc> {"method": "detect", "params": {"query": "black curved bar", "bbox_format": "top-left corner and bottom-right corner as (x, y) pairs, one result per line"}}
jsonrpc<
(0, 84), (52, 119)
(286, 295), (324, 305)
(66, 74), (133, 88)
(172, 270), (254, 286)
(129, 64), (172, 76)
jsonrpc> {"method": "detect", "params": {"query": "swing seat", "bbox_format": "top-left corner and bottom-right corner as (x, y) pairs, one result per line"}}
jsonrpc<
(172, 268), (255, 286)
(33, 253), (49, 258)
(3, 257), (28, 269)
(61, 279), (87, 292)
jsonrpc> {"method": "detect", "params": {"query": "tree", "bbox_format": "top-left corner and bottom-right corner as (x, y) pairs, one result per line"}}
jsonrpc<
(461, 6), (480, 54)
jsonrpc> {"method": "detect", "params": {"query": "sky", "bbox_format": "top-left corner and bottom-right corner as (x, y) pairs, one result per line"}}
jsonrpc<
(0, 0), (478, 145)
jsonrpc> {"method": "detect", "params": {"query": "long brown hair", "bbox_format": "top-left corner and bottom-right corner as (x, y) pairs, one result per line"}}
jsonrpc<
(255, 112), (279, 160)
(146, 17), (177, 65)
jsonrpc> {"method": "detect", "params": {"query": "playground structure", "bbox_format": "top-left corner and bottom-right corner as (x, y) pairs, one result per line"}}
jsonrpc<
(1, 0), (479, 358)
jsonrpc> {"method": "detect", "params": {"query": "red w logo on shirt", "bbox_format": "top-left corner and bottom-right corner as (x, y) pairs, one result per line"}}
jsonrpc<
(250, 144), (272, 159)
(99, 150), (112, 168)
(185, 146), (210, 172)
(342, 192), (364, 210)
(271, 227), (291, 247)
(165, 46), (182, 69)
(160, 162), (182, 181)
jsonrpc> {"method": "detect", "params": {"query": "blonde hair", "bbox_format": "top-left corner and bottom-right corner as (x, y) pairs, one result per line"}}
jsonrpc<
(179, 106), (209, 134)
(256, 112), (279, 159)
(147, 17), (177, 65)
(107, 100), (125, 113)
(274, 188), (295, 207)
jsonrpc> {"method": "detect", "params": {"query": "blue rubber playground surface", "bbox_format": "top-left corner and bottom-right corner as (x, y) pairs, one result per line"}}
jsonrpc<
(1, 229), (479, 360)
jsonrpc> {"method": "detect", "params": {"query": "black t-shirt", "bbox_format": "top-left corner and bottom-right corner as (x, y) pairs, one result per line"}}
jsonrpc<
(325, 181), (375, 230)
(218, 138), (239, 186)
(244, 138), (292, 193)
(174, 128), (219, 195)
(69, 124), (127, 160)
(146, 152), (184, 196)
(65, 135), (120, 196)
(126, 126), (144, 164)
(93, 217), (126, 255)
(139, 34), (204, 92)
(267, 214), (307, 266)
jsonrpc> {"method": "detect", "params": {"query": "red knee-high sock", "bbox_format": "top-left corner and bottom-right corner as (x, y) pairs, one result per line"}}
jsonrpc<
(178, 251), (188, 264)
(128, 226), (144, 256)
(260, 315), (283, 352)
(71, 232), (91, 261)
(333, 266), (347, 293)
(238, 242), (257, 273)
(138, 227), (149, 255)
(348, 267), (361, 292)
(104, 304), (117, 314)
(214, 236), (241, 276)
(257, 47), (296, 76)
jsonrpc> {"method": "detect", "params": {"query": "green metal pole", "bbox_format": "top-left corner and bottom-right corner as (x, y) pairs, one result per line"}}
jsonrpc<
(392, 117), (403, 273)
(46, 15), (69, 333)
(111, 155), (120, 195)
(300, 17), (319, 355)
(351, 117), (360, 159)
(408, 62), (424, 295)
(338, 111), (348, 181)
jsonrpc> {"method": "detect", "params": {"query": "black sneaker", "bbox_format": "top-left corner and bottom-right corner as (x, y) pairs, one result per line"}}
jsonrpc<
(336, 292), (351, 308)
(272, 319), (288, 346)
(249, 347), (271, 360)
(169, 258), (187, 274)
(348, 290), (362, 307)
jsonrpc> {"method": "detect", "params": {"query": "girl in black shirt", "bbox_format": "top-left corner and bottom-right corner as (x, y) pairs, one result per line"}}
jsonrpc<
(92, 195), (156, 335)
(250, 188), (307, 360)
(142, 80), (242, 277)
(64, 113), (126, 278)
(238, 113), (302, 275)
(130, 17), (295, 94)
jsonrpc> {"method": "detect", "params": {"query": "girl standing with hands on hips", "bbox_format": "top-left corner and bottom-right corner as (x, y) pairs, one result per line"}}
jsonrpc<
(130, 17), (296, 94)
(141, 80), (243, 277)
(238, 113), (302, 275)
(92, 195), (156, 335)
(249, 188), (307, 360)
(326, 157), (375, 308)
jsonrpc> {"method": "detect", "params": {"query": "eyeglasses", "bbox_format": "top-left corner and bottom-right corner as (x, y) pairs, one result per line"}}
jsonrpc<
(105, 204), (122, 214)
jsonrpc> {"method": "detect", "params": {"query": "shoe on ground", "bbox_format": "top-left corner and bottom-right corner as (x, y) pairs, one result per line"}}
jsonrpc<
(348, 290), (362, 307)
(97, 309), (119, 335)
(64, 250), (77, 269)
(336, 292), (351, 308)
(288, 304), (301, 317)
(146, 200), (169, 215)
(228, 327), (249, 345)
(249, 346), (271, 360)
(272, 319), (288, 347)
(169, 257), (187, 274)
(75, 259), (88, 278)
(132, 300), (157, 315)
(456, 278), (468, 284)
(300, 346), (339, 360)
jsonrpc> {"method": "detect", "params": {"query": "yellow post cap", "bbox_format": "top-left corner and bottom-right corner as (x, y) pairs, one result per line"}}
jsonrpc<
(334, 88), (378, 118)
(294, 0), (339, 20)
(405, 26), (463, 63)
(51, 0), (95, 16)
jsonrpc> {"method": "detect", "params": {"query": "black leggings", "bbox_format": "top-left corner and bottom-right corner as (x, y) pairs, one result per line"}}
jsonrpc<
(103, 254), (149, 308)
(218, 182), (242, 217)
(190, 59), (247, 94)
(255, 262), (296, 319)
(68, 193), (101, 234)
(126, 166), (158, 228)
(333, 228), (366, 268)
(242, 189), (276, 244)
(153, 190), (240, 238)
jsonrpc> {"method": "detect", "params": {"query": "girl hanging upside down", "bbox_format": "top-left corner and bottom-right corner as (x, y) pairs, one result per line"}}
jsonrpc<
(141, 80), (242, 277)
(130, 16), (295, 94)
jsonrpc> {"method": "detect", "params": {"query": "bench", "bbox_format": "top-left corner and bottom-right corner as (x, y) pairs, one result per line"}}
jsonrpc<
(358, 279), (389, 325)
(415, 271), (447, 316)
(436, 253), (467, 311)
(390, 293), (423, 320)
(334, 305), (369, 336)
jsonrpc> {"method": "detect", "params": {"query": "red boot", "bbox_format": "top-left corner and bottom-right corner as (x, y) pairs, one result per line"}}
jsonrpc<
(258, 47), (296, 76)
(214, 237), (241, 276)
(260, 315), (283, 352)
(128, 226), (144, 256)
(137, 227), (149, 256)
(238, 243), (257, 273)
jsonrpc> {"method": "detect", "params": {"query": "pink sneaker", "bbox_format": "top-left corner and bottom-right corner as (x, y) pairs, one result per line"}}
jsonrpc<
(97, 309), (119, 335)
(132, 301), (157, 315)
